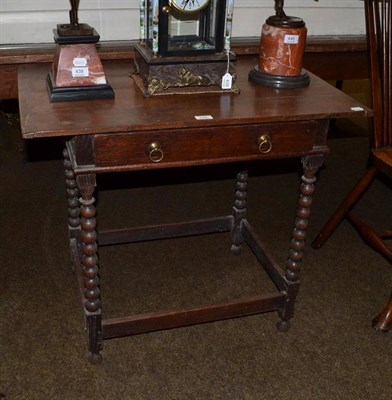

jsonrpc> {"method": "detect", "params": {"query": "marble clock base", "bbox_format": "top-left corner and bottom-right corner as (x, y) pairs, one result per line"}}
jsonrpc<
(133, 43), (239, 97)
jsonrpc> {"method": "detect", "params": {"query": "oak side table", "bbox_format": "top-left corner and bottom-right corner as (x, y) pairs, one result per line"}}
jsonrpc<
(18, 56), (371, 363)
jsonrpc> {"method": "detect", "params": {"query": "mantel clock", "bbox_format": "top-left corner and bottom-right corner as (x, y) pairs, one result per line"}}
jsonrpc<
(133, 0), (237, 96)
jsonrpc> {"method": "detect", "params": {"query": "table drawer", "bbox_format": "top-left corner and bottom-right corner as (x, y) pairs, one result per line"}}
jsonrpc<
(94, 121), (319, 169)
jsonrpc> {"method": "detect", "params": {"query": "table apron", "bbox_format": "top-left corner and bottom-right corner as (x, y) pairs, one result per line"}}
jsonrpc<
(67, 120), (329, 174)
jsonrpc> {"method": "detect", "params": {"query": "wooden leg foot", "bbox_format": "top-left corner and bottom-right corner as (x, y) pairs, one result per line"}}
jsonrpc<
(276, 319), (291, 332)
(372, 319), (391, 332)
(230, 244), (242, 255)
(371, 293), (392, 333)
(88, 352), (103, 365)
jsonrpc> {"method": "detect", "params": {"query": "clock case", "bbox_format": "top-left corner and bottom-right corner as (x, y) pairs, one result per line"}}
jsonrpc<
(133, 0), (237, 96)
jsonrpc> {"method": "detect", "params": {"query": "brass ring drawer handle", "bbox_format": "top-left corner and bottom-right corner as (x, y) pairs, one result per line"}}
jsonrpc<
(148, 142), (164, 163)
(258, 134), (272, 154)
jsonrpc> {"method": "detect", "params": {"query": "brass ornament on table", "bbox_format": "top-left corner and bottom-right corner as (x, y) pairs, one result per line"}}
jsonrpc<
(176, 67), (211, 87)
(144, 76), (171, 97)
(142, 67), (211, 96)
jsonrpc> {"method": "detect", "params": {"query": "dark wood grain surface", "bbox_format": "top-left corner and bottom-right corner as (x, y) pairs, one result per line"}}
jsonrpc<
(18, 55), (371, 139)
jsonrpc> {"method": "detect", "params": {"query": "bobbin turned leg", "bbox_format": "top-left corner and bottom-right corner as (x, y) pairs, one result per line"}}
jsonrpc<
(231, 171), (248, 255)
(277, 155), (324, 331)
(76, 173), (103, 364)
(63, 148), (81, 261)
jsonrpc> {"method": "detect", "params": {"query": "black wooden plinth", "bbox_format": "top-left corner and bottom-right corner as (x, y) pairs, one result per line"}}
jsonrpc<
(46, 73), (114, 102)
(249, 66), (310, 89)
(54, 28), (100, 45)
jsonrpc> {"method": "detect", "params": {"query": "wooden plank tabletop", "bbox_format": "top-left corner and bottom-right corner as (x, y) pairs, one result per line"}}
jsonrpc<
(18, 55), (372, 139)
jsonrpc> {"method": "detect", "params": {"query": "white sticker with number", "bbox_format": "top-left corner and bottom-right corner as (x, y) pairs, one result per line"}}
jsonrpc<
(195, 115), (214, 120)
(73, 57), (88, 67)
(72, 67), (89, 77)
(284, 34), (299, 44)
(221, 73), (233, 90)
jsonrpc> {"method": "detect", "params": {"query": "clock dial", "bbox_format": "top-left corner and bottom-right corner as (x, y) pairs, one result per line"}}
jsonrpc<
(170, 0), (210, 14)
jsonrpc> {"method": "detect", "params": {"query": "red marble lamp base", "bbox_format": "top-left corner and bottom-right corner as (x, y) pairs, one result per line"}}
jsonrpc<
(258, 23), (307, 77)
(47, 43), (114, 102)
(249, 18), (309, 89)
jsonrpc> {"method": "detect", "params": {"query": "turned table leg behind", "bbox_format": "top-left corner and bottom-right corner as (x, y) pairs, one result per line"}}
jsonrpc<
(231, 170), (248, 255)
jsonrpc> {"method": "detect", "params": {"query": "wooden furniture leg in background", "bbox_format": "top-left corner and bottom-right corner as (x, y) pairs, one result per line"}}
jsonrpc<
(312, 166), (378, 250)
(278, 155), (324, 331)
(63, 148), (81, 262)
(373, 292), (392, 332)
(231, 170), (248, 255)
